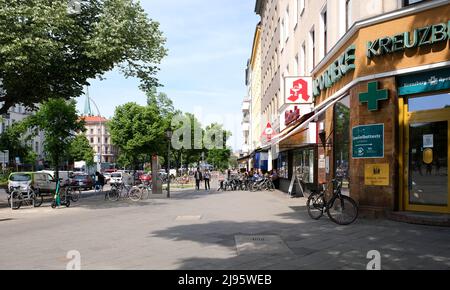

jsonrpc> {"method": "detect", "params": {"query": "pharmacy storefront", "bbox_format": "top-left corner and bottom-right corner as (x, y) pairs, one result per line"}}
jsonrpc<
(310, 1), (450, 216)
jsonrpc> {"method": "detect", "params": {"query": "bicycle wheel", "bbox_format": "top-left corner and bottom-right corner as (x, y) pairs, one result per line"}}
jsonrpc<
(33, 193), (43, 208)
(327, 195), (359, 225)
(128, 187), (142, 202)
(107, 188), (120, 201)
(9, 191), (22, 210)
(70, 188), (81, 202)
(307, 193), (324, 220)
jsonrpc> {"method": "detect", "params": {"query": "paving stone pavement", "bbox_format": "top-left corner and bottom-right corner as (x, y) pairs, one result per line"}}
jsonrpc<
(0, 188), (449, 270)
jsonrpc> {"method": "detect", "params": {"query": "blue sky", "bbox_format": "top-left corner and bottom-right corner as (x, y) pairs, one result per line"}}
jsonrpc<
(76, 0), (259, 150)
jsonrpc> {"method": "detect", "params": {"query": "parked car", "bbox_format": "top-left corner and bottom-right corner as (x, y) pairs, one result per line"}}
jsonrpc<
(37, 170), (73, 186)
(109, 172), (123, 185)
(103, 173), (111, 184)
(70, 174), (94, 190)
(139, 173), (152, 185)
(8, 172), (57, 196)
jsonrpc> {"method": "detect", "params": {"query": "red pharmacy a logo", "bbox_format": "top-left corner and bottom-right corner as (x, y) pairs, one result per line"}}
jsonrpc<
(289, 78), (310, 103)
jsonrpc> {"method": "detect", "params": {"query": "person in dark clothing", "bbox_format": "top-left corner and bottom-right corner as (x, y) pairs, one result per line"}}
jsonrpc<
(194, 167), (203, 191)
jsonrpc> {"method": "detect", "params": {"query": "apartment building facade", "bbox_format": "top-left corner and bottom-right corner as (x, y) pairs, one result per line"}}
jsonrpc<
(250, 0), (450, 217)
(0, 104), (46, 166)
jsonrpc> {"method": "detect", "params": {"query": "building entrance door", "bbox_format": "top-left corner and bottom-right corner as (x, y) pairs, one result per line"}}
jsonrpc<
(404, 94), (450, 213)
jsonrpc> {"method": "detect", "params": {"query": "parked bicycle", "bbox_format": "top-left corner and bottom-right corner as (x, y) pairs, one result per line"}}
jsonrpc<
(249, 177), (275, 192)
(306, 179), (358, 225)
(107, 183), (142, 202)
(8, 185), (43, 210)
(64, 186), (81, 202)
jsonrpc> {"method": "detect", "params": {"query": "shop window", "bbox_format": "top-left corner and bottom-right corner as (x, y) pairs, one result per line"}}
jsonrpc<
(403, 0), (428, 7)
(408, 93), (450, 112)
(278, 152), (289, 179)
(293, 149), (315, 184)
(334, 95), (350, 194)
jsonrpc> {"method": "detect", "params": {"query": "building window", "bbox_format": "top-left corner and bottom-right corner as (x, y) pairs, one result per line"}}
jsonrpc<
(309, 28), (315, 71)
(294, 54), (299, 75)
(346, 0), (352, 31)
(298, 0), (305, 16)
(90, 137), (94, 143)
(300, 42), (306, 75)
(293, 0), (298, 29)
(293, 149), (315, 184)
(403, 0), (426, 6)
(278, 151), (289, 179)
(334, 95), (351, 195)
(105, 137), (108, 144)
(321, 9), (327, 56)
(284, 6), (289, 42)
(90, 128), (94, 135)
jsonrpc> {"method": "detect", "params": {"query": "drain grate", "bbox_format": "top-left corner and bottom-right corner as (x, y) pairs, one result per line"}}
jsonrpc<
(235, 235), (293, 255)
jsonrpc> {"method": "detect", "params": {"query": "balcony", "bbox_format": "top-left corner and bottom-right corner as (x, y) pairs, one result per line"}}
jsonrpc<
(242, 99), (250, 112)
(242, 122), (250, 132)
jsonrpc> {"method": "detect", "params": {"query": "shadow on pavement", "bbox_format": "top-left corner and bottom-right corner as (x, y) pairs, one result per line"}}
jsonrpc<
(148, 216), (450, 270)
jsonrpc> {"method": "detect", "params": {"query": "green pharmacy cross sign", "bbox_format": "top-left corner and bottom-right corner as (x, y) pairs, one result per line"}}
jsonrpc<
(359, 81), (389, 111)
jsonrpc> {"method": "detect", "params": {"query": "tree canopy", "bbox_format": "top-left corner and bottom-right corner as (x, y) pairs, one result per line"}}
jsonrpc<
(67, 134), (95, 166)
(25, 98), (85, 178)
(0, 0), (167, 114)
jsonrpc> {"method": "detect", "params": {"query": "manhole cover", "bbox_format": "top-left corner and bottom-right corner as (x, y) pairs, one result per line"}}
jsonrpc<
(235, 235), (293, 255)
(175, 215), (202, 221)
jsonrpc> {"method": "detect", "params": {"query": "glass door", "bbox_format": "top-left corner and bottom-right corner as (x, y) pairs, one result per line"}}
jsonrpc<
(405, 98), (450, 213)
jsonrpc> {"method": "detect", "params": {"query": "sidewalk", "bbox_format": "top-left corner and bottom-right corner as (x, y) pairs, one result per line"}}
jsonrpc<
(0, 188), (449, 269)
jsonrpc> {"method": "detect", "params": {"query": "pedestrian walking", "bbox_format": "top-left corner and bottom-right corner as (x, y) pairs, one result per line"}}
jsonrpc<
(194, 167), (203, 191)
(204, 170), (211, 191)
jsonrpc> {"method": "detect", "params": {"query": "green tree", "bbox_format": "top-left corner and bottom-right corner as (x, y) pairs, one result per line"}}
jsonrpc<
(68, 134), (95, 166)
(0, 122), (33, 164)
(26, 98), (85, 179)
(0, 0), (167, 114)
(108, 101), (170, 170)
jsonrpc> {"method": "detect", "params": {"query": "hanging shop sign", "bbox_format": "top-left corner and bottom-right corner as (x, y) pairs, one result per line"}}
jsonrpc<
(285, 106), (300, 126)
(367, 21), (450, 59)
(313, 45), (356, 97)
(285, 77), (313, 104)
(352, 124), (384, 159)
(359, 81), (389, 111)
(365, 163), (390, 186)
(397, 67), (450, 96)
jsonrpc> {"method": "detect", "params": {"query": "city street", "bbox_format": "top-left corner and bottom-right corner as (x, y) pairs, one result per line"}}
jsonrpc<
(0, 187), (449, 270)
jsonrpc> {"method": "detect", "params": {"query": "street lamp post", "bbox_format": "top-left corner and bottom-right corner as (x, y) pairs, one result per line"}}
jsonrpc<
(166, 130), (173, 198)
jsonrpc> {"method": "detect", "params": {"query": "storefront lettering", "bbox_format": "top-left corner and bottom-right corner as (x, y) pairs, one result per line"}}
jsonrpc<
(367, 21), (450, 59)
(313, 45), (355, 97)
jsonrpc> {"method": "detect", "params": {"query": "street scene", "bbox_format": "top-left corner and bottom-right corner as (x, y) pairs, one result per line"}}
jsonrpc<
(1, 0), (450, 272)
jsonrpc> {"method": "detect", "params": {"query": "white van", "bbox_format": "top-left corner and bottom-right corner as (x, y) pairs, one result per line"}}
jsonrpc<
(38, 170), (74, 186)
(110, 172), (133, 185)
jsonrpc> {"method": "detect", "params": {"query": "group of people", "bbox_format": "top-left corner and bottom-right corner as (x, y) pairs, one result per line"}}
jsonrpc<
(193, 167), (212, 191)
